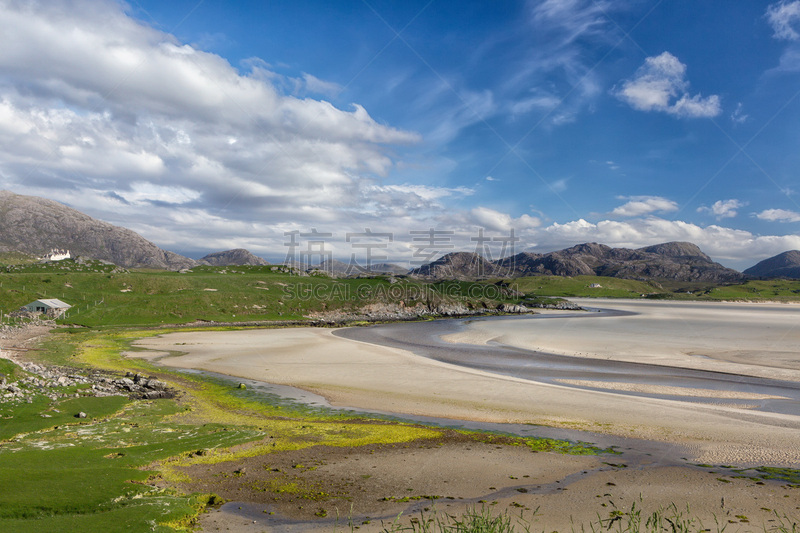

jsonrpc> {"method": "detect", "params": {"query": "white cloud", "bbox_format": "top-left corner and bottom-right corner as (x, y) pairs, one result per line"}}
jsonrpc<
(610, 196), (679, 217)
(615, 52), (721, 118)
(0, 0), (423, 239)
(498, 0), (621, 125)
(731, 103), (749, 124)
(509, 91), (562, 116)
(531, 0), (612, 44)
(767, 1), (800, 40)
(697, 199), (747, 219)
(755, 208), (800, 222)
(469, 207), (541, 233)
(485, 176), (499, 182)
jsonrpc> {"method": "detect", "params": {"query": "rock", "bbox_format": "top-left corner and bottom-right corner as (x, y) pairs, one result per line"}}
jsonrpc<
(76, 412), (87, 418)
(143, 379), (166, 390)
(498, 303), (529, 313)
(116, 378), (135, 390)
(237, 383), (247, 389)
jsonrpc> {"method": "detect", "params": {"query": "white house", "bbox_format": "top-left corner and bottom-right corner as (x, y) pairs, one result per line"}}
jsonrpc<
(22, 299), (72, 317)
(42, 249), (71, 261)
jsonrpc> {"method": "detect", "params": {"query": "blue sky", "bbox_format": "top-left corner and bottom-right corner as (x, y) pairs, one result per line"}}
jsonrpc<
(1, 0), (799, 269)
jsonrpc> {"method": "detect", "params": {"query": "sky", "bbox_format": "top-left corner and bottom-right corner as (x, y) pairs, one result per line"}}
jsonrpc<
(1, 0), (799, 270)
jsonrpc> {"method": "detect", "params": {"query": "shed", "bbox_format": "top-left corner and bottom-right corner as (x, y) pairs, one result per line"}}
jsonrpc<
(22, 299), (72, 317)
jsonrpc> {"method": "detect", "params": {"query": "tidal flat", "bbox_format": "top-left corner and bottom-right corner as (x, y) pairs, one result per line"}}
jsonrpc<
(129, 300), (800, 531)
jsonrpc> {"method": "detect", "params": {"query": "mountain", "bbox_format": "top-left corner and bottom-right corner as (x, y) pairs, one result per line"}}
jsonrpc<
(200, 249), (268, 266)
(411, 251), (498, 280)
(367, 263), (409, 275)
(743, 251), (800, 279)
(412, 242), (745, 283)
(311, 259), (408, 276)
(0, 190), (195, 269)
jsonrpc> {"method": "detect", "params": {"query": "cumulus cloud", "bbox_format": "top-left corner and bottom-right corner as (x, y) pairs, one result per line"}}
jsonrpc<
(0, 0), (428, 250)
(615, 52), (721, 118)
(697, 199), (747, 220)
(469, 207), (541, 233)
(767, 0), (800, 40)
(610, 196), (679, 217)
(766, 2), (800, 73)
(755, 208), (800, 222)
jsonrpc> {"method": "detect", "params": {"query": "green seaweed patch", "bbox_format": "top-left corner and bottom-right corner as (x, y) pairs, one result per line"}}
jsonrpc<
(525, 437), (610, 455)
(751, 467), (800, 485)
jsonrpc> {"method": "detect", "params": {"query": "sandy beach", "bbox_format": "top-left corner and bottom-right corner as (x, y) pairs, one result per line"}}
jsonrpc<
(132, 300), (800, 466)
(131, 300), (800, 531)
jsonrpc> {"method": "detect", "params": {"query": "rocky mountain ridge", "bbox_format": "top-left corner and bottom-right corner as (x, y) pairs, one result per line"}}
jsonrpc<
(412, 241), (745, 283)
(2, 190), (797, 281)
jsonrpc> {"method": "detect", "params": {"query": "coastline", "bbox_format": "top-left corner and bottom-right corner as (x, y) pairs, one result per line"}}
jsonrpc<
(131, 300), (800, 466)
(124, 299), (800, 532)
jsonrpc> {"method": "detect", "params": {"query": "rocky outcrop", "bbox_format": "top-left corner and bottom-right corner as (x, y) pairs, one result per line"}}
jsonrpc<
(200, 249), (269, 266)
(304, 299), (538, 324)
(0, 190), (195, 269)
(0, 362), (174, 405)
(744, 250), (800, 279)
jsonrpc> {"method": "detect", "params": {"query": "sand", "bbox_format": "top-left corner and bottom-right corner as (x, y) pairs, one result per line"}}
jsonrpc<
(441, 299), (800, 381)
(132, 300), (800, 466)
(128, 300), (800, 531)
(190, 434), (800, 533)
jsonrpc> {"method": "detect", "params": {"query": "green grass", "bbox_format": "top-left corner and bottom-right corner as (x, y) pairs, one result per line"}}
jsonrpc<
(503, 275), (800, 302)
(0, 394), (129, 441)
(0, 261), (515, 327)
(4, 262), (800, 330)
(506, 276), (666, 299)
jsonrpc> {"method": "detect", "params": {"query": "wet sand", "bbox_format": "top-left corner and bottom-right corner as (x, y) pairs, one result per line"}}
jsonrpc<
(132, 300), (800, 466)
(130, 300), (800, 531)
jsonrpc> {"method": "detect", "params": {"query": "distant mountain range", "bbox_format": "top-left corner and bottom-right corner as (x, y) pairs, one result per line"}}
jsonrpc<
(2, 190), (799, 281)
(411, 242), (747, 283)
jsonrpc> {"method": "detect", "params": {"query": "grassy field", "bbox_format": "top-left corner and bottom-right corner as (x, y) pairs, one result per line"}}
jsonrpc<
(3, 259), (800, 331)
(501, 275), (800, 302)
(0, 259), (517, 327)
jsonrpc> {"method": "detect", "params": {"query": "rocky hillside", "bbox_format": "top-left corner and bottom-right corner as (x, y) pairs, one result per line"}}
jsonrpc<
(412, 251), (497, 280)
(744, 250), (800, 279)
(0, 190), (195, 269)
(413, 241), (745, 283)
(200, 249), (268, 266)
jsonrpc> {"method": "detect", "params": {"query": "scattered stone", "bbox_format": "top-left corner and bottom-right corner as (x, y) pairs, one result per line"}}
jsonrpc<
(77, 412), (87, 419)
(237, 383), (247, 389)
